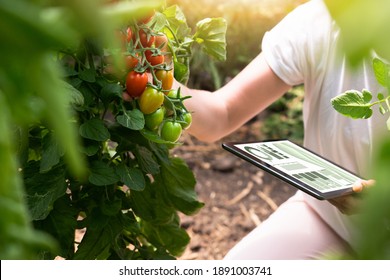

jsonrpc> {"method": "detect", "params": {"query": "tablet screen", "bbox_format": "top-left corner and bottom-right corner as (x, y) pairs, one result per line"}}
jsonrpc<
(223, 140), (361, 199)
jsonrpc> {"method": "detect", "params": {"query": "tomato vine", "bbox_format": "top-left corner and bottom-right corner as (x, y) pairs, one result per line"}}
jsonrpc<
(0, 0), (226, 260)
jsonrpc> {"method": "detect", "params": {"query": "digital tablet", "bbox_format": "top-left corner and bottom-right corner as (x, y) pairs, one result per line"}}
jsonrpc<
(222, 139), (363, 200)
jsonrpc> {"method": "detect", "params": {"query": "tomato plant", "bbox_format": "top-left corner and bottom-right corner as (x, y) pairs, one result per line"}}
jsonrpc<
(0, 0), (227, 260)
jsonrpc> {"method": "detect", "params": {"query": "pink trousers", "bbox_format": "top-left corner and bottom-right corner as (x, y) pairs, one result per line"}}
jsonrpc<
(224, 192), (349, 260)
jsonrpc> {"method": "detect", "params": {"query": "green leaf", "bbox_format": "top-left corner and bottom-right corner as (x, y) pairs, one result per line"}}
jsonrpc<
(331, 90), (373, 119)
(116, 109), (145, 131)
(115, 164), (145, 191)
(160, 157), (204, 215)
(149, 11), (168, 32)
(100, 197), (122, 217)
(100, 81), (122, 104)
(40, 131), (65, 173)
(88, 161), (119, 186)
(79, 83), (96, 108)
(134, 145), (160, 175)
(373, 57), (390, 88)
(60, 80), (84, 108)
(78, 68), (96, 83)
(81, 142), (100, 156)
(79, 118), (110, 141)
(73, 210), (123, 260)
(130, 181), (157, 222)
(130, 180), (176, 224)
(163, 5), (191, 38)
(24, 161), (67, 220)
(34, 195), (79, 259)
(142, 220), (190, 257)
(194, 17), (227, 61)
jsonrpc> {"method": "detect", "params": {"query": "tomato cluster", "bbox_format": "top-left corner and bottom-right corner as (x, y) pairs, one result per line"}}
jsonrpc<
(105, 10), (191, 146)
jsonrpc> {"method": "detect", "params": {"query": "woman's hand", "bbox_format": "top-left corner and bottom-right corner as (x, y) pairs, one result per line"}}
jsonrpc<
(328, 179), (375, 215)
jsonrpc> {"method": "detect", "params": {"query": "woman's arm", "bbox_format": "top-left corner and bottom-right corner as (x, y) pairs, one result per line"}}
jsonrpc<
(177, 52), (292, 142)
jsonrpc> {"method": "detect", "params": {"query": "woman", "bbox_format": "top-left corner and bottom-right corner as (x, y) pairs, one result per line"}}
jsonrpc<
(176, 0), (377, 259)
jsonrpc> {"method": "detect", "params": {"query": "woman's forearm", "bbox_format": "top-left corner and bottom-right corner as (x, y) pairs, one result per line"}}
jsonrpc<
(177, 53), (291, 142)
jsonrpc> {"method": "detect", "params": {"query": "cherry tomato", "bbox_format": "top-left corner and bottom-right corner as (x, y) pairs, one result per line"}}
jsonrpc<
(161, 121), (182, 142)
(180, 112), (192, 129)
(138, 29), (155, 48)
(155, 69), (173, 90)
(166, 89), (179, 99)
(145, 50), (164, 66)
(144, 107), (164, 130)
(125, 71), (148, 97)
(155, 34), (168, 51)
(125, 54), (139, 70)
(139, 87), (164, 114)
(155, 34), (172, 64)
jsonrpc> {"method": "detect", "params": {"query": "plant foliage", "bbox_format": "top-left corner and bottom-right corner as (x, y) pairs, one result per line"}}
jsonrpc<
(0, 0), (226, 260)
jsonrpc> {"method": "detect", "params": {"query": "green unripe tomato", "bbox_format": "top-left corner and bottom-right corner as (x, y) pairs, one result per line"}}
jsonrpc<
(166, 89), (179, 99)
(180, 112), (192, 129)
(145, 107), (164, 130)
(161, 121), (182, 142)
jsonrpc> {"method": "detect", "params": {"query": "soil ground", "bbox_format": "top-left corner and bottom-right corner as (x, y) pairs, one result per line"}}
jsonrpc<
(173, 114), (296, 260)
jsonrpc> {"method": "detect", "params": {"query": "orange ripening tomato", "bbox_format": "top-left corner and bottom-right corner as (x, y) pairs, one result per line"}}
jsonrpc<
(155, 69), (174, 90)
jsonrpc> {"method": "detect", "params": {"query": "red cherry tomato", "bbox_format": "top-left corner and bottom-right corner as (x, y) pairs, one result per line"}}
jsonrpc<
(125, 54), (139, 70)
(125, 71), (148, 97)
(145, 50), (164, 66)
(137, 29), (155, 48)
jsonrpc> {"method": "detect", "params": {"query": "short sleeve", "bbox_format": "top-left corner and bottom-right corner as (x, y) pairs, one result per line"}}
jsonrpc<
(261, 0), (333, 86)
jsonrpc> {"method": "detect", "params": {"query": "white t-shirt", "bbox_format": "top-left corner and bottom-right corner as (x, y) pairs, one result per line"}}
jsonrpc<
(262, 0), (386, 242)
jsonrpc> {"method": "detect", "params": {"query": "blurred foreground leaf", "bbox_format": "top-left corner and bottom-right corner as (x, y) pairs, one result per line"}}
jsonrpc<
(325, 0), (390, 64)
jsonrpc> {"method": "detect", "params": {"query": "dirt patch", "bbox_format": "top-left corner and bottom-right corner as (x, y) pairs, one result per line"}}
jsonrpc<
(174, 115), (296, 260)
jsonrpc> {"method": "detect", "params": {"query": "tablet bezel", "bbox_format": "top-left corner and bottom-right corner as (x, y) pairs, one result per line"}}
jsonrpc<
(222, 139), (362, 200)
